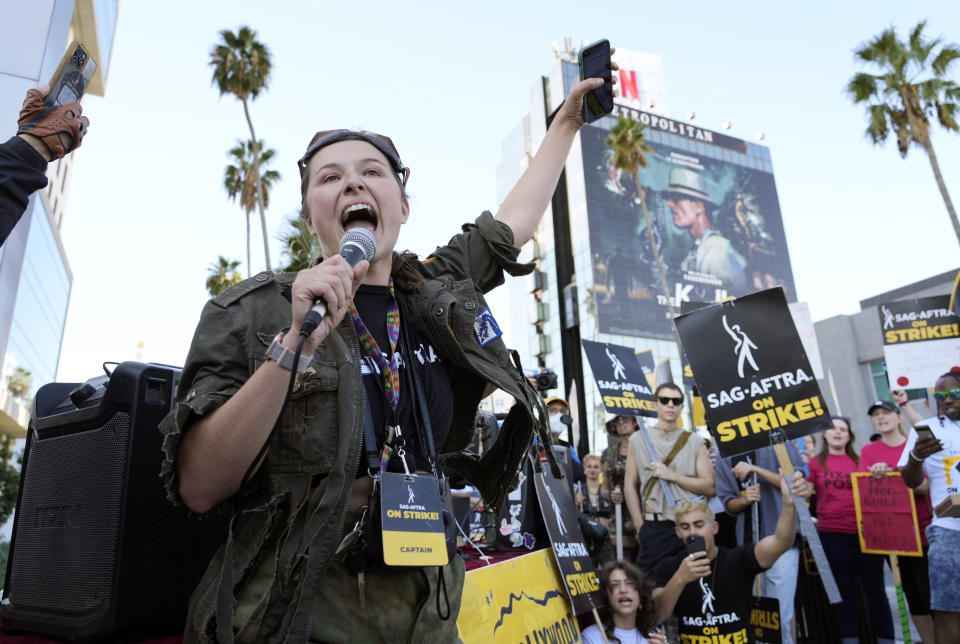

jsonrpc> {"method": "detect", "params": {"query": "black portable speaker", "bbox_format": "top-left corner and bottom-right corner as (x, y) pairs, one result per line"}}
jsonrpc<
(1, 361), (227, 640)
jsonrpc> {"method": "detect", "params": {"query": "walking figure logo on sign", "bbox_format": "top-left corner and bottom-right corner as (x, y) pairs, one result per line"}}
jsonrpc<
(881, 305), (895, 330)
(722, 314), (760, 378)
(606, 346), (627, 380)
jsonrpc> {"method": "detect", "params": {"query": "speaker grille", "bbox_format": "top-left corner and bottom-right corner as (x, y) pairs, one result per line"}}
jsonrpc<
(8, 412), (130, 613)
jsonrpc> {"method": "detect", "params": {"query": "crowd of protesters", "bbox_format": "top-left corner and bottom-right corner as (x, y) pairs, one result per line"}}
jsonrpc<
(566, 377), (959, 643)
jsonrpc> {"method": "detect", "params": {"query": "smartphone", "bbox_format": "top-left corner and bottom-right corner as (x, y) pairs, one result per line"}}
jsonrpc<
(685, 534), (706, 555)
(578, 39), (613, 123)
(46, 41), (97, 107)
(915, 424), (937, 442)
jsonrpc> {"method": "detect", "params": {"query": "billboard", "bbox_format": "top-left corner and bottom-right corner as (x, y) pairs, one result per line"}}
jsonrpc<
(582, 107), (796, 339)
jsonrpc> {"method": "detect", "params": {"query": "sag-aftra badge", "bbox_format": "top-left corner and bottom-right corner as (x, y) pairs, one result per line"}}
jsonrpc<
(380, 472), (448, 566)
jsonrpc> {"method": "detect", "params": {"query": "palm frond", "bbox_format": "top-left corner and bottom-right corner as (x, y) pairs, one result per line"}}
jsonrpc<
(932, 45), (960, 76)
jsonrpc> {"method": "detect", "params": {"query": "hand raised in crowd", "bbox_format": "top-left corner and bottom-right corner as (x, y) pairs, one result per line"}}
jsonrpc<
(553, 49), (619, 131)
(731, 460), (755, 481)
(742, 483), (761, 504)
(781, 469), (809, 501)
(16, 85), (89, 161)
(890, 389), (908, 405)
(676, 550), (711, 584)
(650, 461), (676, 482)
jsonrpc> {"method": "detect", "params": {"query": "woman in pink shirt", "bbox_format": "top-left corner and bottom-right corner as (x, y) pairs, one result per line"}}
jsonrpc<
(808, 416), (894, 644)
(860, 398), (934, 644)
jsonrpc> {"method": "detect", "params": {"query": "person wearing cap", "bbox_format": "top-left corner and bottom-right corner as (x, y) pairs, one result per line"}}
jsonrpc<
(2, 86), (89, 245)
(544, 396), (586, 493)
(860, 398), (935, 644)
(662, 167), (746, 293)
(160, 63), (619, 641)
(602, 413), (640, 562)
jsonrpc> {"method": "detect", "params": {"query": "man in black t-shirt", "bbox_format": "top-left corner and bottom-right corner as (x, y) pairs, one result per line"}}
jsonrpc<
(652, 472), (802, 644)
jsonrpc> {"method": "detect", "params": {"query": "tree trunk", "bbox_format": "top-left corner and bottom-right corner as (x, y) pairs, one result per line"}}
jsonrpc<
(636, 177), (685, 352)
(243, 98), (272, 271)
(245, 211), (251, 278)
(920, 138), (960, 249)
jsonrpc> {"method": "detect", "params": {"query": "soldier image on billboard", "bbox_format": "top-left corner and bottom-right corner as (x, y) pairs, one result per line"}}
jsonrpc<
(581, 114), (796, 339)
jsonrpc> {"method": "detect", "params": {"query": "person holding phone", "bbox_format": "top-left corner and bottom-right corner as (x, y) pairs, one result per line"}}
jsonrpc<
(898, 371), (960, 644)
(159, 60), (619, 642)
(861, 399), (935, 644)
(713, 443), (809, 644)
(649, 473), (800, 644)
(2, 86), (89, 245)
(581, 560), (666, 644)
(808, 416), (894, 644)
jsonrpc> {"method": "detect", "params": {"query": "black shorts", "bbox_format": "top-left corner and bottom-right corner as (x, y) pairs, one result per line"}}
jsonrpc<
(892, 545), (930, 616)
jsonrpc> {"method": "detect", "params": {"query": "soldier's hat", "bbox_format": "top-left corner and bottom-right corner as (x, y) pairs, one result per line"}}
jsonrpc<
(662, 167), (715, 207)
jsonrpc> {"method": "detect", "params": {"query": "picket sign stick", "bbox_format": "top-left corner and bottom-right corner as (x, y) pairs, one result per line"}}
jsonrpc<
(615, 501), (624, 561)
(890, 554), (912, 644)
(751, 468), (761, 597)
(769, 429), (842, 604)
(592, 608), (610, 644)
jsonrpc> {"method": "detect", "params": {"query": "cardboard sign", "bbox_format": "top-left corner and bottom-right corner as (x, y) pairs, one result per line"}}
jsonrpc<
(457, 548), (581, 644)
(878, 296), (960, 389)
(674, 288), (832, 458)
(532, 457), (603, 615)
(582, 339), (656, 417)
(750, 595), (782, 644)
(380, 472), (448, 566)
(851, 472), (923, 556)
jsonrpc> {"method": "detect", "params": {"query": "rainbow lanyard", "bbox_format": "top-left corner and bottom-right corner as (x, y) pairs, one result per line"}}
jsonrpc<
(350, 279), (401, 472)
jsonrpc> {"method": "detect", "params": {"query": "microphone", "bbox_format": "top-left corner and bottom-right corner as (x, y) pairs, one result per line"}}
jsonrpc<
(299, 228), (376, 337)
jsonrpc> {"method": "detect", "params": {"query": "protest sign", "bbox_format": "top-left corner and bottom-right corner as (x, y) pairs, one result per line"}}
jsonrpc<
(750, 595), (782, 644)
(851, 472), (922, 556)
(878, 296), (960, 389)
(674, 288), (832, 458)
(532, 456), (603, 616)
(458, 548), (580, 643)
(581, 339), (655, 417)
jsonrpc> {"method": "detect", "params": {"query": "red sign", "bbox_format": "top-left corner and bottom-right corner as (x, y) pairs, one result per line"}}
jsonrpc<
(851, 473), (922, 556)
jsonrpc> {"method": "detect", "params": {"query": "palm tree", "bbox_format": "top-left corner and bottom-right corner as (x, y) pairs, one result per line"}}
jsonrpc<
(847, 21), (960, 246)
(276, 214), (322, 272)
(206, 256), (243, 297)
(606, 115), (683, 349)
(6, 367), (30, 400)
(224, 139), (280, 277)
(210, 26), (274, 269)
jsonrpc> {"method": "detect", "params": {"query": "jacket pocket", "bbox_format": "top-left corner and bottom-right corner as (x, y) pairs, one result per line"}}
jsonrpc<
(254, 332), (341, 474)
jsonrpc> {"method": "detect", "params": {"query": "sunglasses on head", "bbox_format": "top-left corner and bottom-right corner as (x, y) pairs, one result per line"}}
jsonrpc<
(933, 389), (960, 402)
(658, 396), (683, 406)
(298, 129), (408, 185)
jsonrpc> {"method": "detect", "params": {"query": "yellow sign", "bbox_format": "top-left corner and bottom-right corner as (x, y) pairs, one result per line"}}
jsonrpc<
(458, 549), (581, 644)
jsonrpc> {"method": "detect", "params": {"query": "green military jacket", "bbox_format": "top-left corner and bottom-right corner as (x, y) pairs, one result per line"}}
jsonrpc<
(159, 212), (559, 642)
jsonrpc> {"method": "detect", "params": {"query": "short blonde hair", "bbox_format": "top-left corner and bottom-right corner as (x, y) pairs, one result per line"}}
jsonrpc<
(673, 499), (714, 523)
(582, 453), (602, 467)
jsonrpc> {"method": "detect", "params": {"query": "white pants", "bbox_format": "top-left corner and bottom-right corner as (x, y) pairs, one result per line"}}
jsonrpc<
(759, 545), (799, 644)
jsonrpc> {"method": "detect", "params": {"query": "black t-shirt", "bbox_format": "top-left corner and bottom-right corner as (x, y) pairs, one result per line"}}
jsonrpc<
(652, 544), (764, 644)
(354, 285), (453, 474)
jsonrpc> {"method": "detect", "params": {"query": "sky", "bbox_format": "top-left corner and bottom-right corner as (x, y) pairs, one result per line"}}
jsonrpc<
(52, 0), (960, 383)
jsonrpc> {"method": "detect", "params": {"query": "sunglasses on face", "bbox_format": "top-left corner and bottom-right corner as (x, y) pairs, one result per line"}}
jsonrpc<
(933, 389), (960, 402)
(658, 396), (683, 406)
